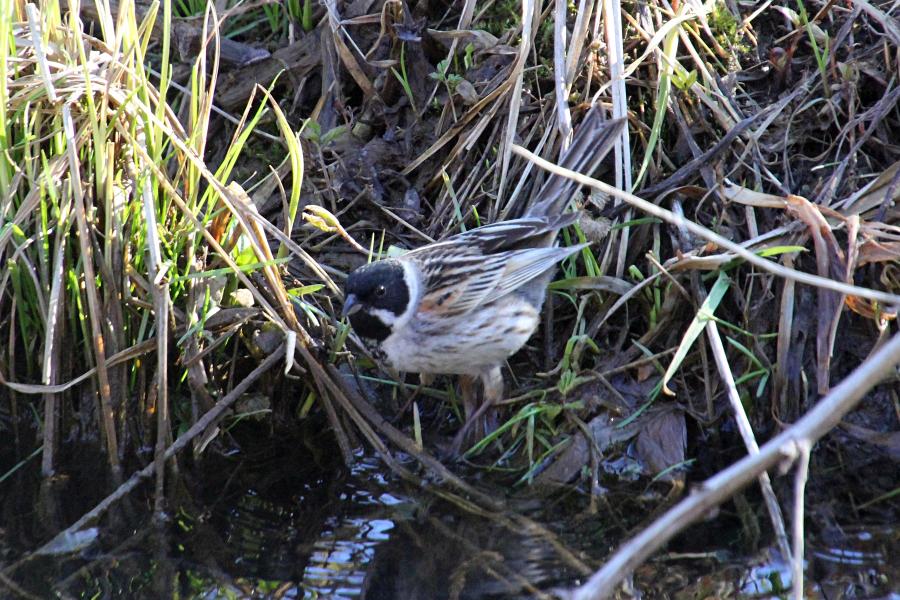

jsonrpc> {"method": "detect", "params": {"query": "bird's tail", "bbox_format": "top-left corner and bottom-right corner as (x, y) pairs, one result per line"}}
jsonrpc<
(525, 109), (626, 219)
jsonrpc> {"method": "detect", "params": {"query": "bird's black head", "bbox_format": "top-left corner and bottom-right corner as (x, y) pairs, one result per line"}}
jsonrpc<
(342, 260), (410, 341)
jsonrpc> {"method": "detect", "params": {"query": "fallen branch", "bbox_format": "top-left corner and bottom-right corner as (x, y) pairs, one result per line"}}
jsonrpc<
(563, 330), (900, 599)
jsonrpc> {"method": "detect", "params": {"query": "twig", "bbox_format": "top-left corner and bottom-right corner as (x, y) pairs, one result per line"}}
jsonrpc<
(563, 330), (900, 600)
(512, 144), (900, 307)
(791, 440), (811, 600)
(706, 321), (791, 559)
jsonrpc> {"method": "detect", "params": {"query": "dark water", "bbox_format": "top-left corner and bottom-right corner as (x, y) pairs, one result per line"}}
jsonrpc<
(1, 421), (898, 599)
(161, 435), (593, 600)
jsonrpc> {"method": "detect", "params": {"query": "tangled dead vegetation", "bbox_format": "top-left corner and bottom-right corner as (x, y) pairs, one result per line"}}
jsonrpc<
(2, 0), (899, 596)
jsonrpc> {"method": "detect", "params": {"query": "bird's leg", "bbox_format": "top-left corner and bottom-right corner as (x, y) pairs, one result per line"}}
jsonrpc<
(459, 374), (478, 423)
(396, 373), (433, 419)
(442, 375), (478, 457)
(450, 367), (503, 455)
(478, 366), (503, 435)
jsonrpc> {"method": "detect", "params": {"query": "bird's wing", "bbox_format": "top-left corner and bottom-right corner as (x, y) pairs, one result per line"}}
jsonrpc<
(453, 215), (577, 252)
(410, 242), (585, 317)
(482, 244), (587, 305)
(411, 243), (509, 317)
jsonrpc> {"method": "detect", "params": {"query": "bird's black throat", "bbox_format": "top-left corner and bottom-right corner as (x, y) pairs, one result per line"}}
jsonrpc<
(348, 310), (392, 342)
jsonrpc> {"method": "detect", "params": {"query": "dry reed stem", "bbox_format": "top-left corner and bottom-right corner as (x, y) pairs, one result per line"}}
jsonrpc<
(114, 106), (357, 463)
(790, 440), (812, 600)
(62, 104), (121, 479)
(706, 321), (791, 559)
(565, 0), (594, 88)
(141, 167), (170, 522)
(554, 0), (573, 150)
(599, 0), (632, 280)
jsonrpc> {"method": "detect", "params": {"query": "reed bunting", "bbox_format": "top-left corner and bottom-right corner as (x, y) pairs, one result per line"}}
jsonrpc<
(342, 111), (625, 449)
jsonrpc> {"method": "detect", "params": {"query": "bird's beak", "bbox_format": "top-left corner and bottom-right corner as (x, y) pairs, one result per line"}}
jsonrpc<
(342, 294), (362, 317)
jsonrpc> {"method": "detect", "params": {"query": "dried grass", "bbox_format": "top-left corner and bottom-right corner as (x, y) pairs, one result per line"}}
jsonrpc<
(2, 0), (900, 596)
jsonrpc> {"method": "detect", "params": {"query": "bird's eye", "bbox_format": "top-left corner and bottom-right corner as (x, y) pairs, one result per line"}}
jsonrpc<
(374, 285), (386, 297)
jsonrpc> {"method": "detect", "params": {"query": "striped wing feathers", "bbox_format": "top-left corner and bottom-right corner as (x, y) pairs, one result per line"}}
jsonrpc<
(411, 240), (585, 317)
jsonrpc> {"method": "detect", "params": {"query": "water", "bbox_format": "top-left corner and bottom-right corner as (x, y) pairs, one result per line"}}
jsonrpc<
(1, 422), (897, 599)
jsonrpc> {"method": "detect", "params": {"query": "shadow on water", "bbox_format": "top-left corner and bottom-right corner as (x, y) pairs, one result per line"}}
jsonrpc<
(1, 417), (898, 599)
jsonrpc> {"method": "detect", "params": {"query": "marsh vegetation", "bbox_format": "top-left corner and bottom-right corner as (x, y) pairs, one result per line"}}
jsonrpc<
(1, 0), (898, 597)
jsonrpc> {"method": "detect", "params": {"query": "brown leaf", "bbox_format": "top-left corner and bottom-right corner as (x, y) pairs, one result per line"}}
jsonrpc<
(840, 159), (900, 216)
(785, 194), (847, 394)
(721, 183), (788, 208)
(534, 413), (640, 487)
(426, 28), (499, 51)
(635, 407), (687, 482)
(454, 79), (479, 105)
(857, 239), (900, 266)
(840, 422), (900, 461)
(844, 295), (897, 325)
(637, 363), (655, 382)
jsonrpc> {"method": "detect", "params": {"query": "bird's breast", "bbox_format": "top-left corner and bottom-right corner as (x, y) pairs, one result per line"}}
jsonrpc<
(377, 296), (540, 375)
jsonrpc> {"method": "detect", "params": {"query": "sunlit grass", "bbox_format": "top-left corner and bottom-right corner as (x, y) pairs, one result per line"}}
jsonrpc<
(0, 0), (311, 476)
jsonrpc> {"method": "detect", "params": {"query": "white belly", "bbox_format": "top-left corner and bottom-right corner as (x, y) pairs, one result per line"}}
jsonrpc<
(379, 298), (540, 375)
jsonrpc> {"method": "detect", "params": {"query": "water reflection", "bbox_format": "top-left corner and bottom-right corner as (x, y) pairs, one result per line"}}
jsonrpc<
(4, 426), (898, 598)
(183, 443), (581, 600)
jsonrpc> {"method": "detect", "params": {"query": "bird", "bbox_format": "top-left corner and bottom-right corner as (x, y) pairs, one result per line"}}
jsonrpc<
(342, 110), (626, 451)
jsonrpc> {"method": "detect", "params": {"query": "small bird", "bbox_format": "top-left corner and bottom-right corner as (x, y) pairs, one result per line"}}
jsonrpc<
(342, 111), (625, 450)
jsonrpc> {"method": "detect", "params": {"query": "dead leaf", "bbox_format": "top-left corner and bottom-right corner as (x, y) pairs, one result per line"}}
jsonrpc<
(426, 28), (499, 51)
(785, 194), (847, 394)
(857, 239), (900, 266)
(840, 159), (900, 216)
(635, 407), (687, 482)
(455, 79), (479, 104)
(721, 183), (788, 208)
(840, 422), (900, 461)
(534, 413), (641, 488)
(844, 296), (896, 327)
(637, 364), (655, 382)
